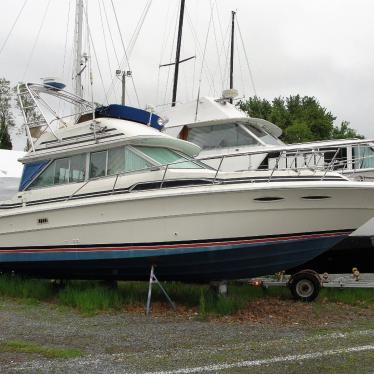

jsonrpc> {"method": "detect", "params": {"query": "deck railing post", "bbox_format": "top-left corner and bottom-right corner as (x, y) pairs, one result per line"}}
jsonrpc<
(322, 148), (340, 180)
(160, 164), (169, 189)
(213, 155), (225, 184)
(269, 151), (284, 182)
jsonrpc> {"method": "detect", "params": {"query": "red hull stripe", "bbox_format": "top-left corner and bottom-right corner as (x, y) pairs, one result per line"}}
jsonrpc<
(0, 231), (350, 254)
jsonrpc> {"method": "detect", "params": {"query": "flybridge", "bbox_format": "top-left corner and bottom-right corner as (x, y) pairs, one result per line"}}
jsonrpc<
(16, 82), (166, 153)
(95, 105), (164, 131)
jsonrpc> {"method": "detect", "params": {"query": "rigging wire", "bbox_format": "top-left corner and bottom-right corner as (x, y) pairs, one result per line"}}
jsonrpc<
(162, 1), (180, 106)
(102, 0), (120, 66)
(58, 0), (72, 117)
(22, 0), (52, 81)
(127, 0), (152, 58)
(97, 0), (118, 103)
(221, 19), (232, 90)
(236, 16), (257, 97)
(101, 0), (121, 101)
(110, 0), (140, 106)
(211, 2), (224, 93)
(61, 0), (72, 82)
(195, 0), (215, 117)
(106, 0), (152, 102)
(185, 5), (216, 95)
(82, 2), (109, 104)
(156, 1), (172, 105)
(214, 0), (228, 92)
(235, 25), (245, 97)
(0, 0), (28, 58)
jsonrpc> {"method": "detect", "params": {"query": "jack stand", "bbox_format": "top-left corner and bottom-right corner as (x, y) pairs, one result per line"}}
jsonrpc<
(145, 265), (176, 316)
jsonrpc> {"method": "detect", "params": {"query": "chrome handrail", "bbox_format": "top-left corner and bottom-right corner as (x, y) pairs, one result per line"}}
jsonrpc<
(62, 141), (374, 199)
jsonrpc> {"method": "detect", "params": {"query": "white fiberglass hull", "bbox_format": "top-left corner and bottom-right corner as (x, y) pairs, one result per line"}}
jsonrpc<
(0, 181), (373, 281)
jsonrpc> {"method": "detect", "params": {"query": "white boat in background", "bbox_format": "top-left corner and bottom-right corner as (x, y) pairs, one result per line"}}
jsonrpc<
(161, 95), (374, 180)
(1, 82), (374, 281)
(0, 150), (25, 201)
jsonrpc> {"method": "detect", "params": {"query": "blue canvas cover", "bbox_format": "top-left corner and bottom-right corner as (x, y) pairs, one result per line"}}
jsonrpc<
(19, 160), (50, 191)
(95, 105), (164, 130)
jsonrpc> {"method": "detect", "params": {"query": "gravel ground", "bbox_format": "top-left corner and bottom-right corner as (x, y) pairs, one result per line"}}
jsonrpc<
(0, 298), (373, 373)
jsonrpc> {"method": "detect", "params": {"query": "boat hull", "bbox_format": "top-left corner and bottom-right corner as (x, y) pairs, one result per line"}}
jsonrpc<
(1, 183), (374, 281)
(0, 231), (349, 281)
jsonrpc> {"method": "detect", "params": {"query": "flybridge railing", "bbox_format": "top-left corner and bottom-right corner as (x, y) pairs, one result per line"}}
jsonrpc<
(65, 140), (374, 201)
(17, 83), (95, 153)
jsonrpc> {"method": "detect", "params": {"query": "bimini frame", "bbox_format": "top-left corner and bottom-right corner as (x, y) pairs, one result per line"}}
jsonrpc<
(16, 82), (95, 152)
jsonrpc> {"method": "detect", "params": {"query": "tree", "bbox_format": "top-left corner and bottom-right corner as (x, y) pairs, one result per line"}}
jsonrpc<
(0, 78), (14, 149)
(332, 121), (364, 140)
(238, 95), (363, 143)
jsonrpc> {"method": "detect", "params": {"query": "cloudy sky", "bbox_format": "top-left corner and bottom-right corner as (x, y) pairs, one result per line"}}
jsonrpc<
(0, 0), (373, 150)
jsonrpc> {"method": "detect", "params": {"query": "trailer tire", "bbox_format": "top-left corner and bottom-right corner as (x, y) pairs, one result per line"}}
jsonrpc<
(288, 271), (321, 302)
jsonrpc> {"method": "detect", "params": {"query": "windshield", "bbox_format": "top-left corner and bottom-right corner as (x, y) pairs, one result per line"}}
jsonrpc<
(245, 124), (284, 146)
(135, 146), (203, 169)
(187, 123), (259, 150)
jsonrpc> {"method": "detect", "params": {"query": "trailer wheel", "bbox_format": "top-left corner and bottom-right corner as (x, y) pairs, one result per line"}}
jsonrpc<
(288, 271), (321, 302)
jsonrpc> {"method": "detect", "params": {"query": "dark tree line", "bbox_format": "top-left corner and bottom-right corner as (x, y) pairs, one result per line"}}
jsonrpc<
(238, 95), (363, 143)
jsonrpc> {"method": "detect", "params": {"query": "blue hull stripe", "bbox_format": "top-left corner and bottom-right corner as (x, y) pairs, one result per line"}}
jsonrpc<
(0, 231), (350, 263)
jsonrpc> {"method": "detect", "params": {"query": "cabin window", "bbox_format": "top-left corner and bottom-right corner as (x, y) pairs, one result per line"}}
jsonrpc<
(29, 153), (87, 189)
(54, 158), (69, 184)
(124, 147), (152, 172)
(187, 123), (258, 150)
(108, 148), (125, 175)
(89, 151), (107, 178)
(106, 147), (152, 176)
(30, 162), (55, 189)
(136, 146), (201, 169)
(70, 154), (86, 182)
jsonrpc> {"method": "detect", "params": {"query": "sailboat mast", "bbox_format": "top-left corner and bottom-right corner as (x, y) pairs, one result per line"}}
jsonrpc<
(229, 11), (236, 104)
(171, 0), (185, 107)
(73, 0), (84, 98)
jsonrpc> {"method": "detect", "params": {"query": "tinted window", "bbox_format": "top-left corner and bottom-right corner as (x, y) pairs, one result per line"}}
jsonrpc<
(29, 154), (87, 189)
(54, 158), (69, 185)
(70, 154), (86, 182)
(108, 147), (125, 175)
(30, 161), (55, 189)
(107, 147), (152, 175)
(136, 146), (201, 169)
(187, 123), (258, 150)
(124, 148), (152, 172)
(90, 151), (107, 178)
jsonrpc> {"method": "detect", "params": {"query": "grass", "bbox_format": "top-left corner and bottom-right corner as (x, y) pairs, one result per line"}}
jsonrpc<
(0, 274), (54, 301)
(0, 340), (83, 358)
(0, 275), (373, 316)
(319, 288), (374, 307)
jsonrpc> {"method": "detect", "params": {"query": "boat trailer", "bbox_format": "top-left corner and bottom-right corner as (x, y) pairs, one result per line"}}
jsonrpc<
(250, 269), (374, 302)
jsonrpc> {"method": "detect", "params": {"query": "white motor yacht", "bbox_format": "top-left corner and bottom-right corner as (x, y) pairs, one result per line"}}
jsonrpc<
(161, 95), (374, 180)
(1, 83), (374, 281)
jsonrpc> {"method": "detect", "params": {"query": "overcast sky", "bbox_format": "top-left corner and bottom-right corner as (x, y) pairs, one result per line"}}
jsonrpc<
(0, 0), (373, 150)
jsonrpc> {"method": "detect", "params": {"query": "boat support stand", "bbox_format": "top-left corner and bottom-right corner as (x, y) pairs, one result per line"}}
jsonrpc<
(145, 265), (176, 316)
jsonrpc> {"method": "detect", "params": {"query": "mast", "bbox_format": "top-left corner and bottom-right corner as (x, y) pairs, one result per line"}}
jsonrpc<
(229, 10), (236, 104)
(73, 0), (84, 98)
(171, 0), (185, 107)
